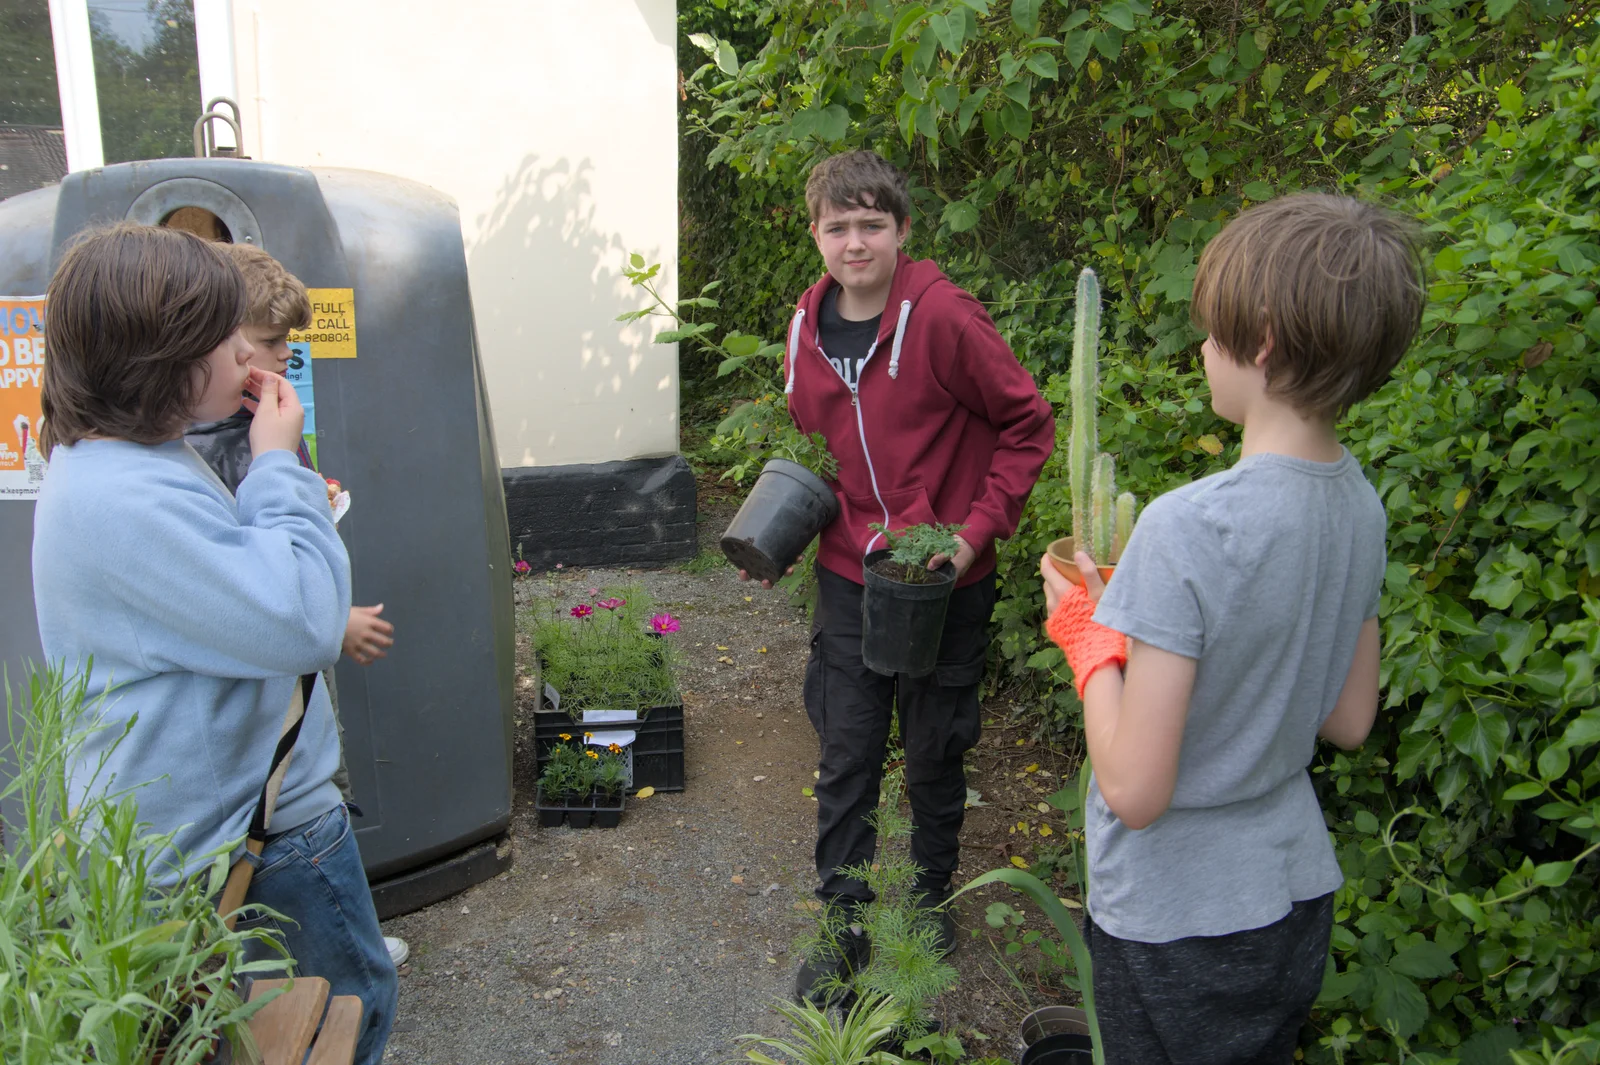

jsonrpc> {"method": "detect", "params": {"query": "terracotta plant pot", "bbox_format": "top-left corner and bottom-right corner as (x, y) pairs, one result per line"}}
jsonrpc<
(1046, 537), (1114, 588)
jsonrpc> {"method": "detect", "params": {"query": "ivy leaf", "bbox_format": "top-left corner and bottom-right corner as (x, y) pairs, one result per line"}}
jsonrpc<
(957, 87), (991, 133)
(1493, 618), (1535, 672)
(815, 104), (850, 142)
(930, 12), (966, 53)
(1448, 706), (1509, 777)
(1064, 29), (1092, 70)
(1391, 942), (1456, 979)
(1000, 99), (1032, 139)
(942, 200), (981, 233)
(1369, 968), (1428, 1039)
(1261, 62), (1286, 98)
(1101, 1), (1136, 31)
(1237, 30), (1264, 69)
(1395, 734), (1439, 781)
(1458, 1028), (1523, 1065)
(1026, 53), (1060, 79)
(1560, 709), (1600, 750)
(1011, 0), (1043, 33)
(1470, 570), (1522, 611)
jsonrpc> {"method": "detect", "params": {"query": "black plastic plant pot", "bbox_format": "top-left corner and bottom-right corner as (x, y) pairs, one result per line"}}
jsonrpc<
(1019, 1032), (1095, 1064)
(719, 458), (840, 584)
(1020, 1006), (1090, 1047)
(860, 548), (956, 678)
(593, 790), (625, 828)
(564, 791), (594, 829)
(534, 787), (565, 828)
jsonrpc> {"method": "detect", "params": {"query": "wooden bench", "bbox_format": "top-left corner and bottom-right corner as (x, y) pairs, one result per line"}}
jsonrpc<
(247, 977), (363, 1065)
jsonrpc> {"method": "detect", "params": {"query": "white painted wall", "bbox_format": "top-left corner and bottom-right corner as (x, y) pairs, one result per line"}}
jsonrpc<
(231, 0), (679, 468)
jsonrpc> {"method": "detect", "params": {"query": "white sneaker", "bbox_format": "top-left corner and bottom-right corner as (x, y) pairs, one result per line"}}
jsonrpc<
(384, 935), (410, 967)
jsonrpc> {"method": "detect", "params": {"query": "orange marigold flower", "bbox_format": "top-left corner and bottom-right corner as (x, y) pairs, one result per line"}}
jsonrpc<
(558, 732), (572, 741)
(585, 750), (599, 760)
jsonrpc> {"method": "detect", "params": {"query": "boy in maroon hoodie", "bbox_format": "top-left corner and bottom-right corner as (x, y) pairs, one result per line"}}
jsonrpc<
(759, 150), (1054, 1003)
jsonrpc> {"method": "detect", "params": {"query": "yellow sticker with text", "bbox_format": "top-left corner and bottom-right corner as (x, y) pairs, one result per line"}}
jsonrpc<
(290, 288), (357, 359)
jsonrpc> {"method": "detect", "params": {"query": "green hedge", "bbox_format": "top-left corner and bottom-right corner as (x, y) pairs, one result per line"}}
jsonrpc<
(681, 1), (1600, 1059)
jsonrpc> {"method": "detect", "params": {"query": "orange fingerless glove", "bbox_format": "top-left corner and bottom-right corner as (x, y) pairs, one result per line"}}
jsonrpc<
(1045, 583), (1128, 698)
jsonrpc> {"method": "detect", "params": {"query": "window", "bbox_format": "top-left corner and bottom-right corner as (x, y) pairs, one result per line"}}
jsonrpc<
(88, 0), (200, 164)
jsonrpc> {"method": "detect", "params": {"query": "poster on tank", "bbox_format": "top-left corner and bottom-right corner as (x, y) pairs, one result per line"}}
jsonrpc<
(0, 297), (48, 500)
(284, 340), (318, 469)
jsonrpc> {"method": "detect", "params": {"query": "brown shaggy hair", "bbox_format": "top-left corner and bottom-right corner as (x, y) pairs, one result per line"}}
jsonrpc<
(1191, 192), (1426, 418)
(220, 243), (311, 332)
(40, 223), (246, 455)
(805, 150), (912, 227)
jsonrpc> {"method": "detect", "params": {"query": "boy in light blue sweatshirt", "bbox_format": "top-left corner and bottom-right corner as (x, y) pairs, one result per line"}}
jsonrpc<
(31, 223), (396, 1065)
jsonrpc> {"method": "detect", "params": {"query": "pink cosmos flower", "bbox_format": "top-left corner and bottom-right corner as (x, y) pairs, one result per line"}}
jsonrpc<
(555, 562), (564, 570)
(513, 560), (531, 575)
(570, 603), (594, 619)
(589, 587), (600, 597)
(650, 613), (680, 634)
(597, 597), (626, 611)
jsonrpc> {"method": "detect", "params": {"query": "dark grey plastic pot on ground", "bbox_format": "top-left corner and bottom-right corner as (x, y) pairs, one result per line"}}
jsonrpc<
(1019, 1006), (1094, 1065)
(860, 548), (956, 678)
(719, 459), (840, 583)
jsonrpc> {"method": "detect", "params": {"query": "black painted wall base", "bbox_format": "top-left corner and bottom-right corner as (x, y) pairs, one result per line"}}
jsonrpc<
(503, 454), (698, 571)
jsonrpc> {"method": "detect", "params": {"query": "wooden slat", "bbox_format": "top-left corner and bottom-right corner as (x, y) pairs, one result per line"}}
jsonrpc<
(305, 995), (364, 1065)
(248, 977), (329, 1065)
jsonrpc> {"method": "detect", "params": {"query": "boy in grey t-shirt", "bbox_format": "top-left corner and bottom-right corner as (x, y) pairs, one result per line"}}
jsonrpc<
(1041, 193), (1427, 1064)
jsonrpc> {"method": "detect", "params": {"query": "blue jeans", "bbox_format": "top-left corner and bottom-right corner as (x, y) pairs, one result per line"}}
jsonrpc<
(240, 803), (397, 1065)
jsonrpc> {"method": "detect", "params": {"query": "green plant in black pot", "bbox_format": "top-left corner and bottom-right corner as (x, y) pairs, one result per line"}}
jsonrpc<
(860, 523), (967, 677)
(592, 743), (629, 828)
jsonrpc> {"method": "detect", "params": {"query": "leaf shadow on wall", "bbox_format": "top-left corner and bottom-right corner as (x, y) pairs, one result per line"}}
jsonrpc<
(466, 154), (673, 468)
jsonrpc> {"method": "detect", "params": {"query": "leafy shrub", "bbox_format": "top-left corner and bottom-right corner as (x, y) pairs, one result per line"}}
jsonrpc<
(682, 0), (1600, 1058)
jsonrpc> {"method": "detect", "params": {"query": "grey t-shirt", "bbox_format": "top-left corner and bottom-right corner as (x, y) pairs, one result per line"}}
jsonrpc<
(1087, 449), (1384, 943)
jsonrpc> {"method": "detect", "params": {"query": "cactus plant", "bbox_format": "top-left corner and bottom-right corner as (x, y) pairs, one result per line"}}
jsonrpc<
(1068, 268), (1139, 565)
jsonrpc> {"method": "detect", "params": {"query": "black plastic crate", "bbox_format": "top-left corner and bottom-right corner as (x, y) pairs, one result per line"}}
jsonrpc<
(533, 685), (685, 794)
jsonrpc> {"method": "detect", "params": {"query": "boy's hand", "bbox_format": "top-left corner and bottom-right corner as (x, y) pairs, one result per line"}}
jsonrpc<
(738, 566), (794, 590)
(928, 535), (976, 579)
(343, 604), (394, 665)
(243, 368), (305, 458)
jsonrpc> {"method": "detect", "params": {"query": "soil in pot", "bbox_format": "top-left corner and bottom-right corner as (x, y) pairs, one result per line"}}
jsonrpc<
(1020, 1031), (1095, 1064)
(720, 458), (840, 584)
(1046, 537), (1114, 588)
(861, 548), (956, 678)
(564, 791), (594, 829)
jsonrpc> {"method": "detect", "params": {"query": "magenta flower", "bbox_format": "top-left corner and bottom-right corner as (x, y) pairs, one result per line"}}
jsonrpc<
(597, 597), (626, 611)
(513, 560), (531, 576)
(570, 603), (593, 619)
(589, 587), (600, 597)
(555, 562), (564, 570)
(650, 613), (680, 634)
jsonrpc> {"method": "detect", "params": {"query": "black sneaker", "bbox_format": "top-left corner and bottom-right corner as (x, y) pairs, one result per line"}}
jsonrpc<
(914, 881), (958, 957)
(795, 915), (872, 1007)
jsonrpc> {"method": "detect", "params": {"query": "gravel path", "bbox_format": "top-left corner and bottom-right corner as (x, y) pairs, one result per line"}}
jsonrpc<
(379, 506), (1084, 1064)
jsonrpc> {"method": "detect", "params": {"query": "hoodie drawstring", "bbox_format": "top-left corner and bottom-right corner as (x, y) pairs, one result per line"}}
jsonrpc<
(784, 308), (806, 395)
(886, 300), (913, 380)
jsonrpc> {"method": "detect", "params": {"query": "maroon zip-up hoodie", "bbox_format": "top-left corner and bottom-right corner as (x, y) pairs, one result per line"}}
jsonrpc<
(784, 253), (1055, 587)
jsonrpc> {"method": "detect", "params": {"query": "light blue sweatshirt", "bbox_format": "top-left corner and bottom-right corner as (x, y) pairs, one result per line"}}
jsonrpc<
(32, 440), (350, 884)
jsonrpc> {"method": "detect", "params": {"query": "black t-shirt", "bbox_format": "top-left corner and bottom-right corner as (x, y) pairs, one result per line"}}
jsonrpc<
(817, 285), (882, 390)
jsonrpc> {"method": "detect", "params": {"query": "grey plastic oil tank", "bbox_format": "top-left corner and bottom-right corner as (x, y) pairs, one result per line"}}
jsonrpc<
(0, 159), (516, 916)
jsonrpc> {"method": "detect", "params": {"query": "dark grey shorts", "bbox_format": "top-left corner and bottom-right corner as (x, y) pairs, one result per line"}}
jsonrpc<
(1086, 893), (1334, 1065)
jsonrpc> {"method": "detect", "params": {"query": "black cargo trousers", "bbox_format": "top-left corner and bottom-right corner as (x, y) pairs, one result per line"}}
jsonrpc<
(804, 562), (997, 907)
